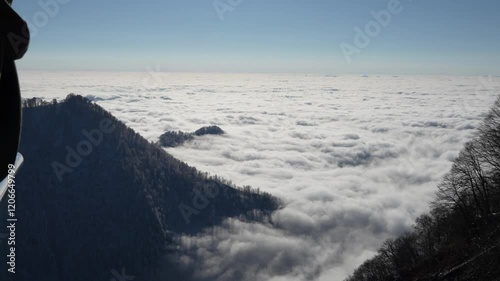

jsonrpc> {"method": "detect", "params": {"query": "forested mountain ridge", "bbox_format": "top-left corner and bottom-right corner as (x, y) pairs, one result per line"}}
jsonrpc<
(346, 97), (500, 281)
(158, 125), (225, 147)
(0, 95), (280, 281)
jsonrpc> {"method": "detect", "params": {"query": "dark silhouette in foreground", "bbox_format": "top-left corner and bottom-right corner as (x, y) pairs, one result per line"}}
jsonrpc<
(0, 0), (30, 180)
(346, 97), (500, 281)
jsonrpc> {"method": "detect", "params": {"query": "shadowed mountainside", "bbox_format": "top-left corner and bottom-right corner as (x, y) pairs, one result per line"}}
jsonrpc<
(0, 95), (279, 281)
(346, 97), (500, 281)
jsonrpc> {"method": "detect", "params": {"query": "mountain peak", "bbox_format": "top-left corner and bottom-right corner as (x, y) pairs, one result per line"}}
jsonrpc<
(2, 95), (280, 281)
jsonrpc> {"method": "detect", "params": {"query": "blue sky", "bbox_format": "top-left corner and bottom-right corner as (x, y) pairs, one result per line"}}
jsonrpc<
(12, 0), (500, 75)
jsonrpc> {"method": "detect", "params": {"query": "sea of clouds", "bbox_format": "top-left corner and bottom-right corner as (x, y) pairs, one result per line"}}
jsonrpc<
(20, 71), (500, 280)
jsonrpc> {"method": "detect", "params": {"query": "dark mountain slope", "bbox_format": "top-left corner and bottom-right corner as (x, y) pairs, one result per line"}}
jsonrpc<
(0, 95), (279, 281)
(345, 96), (500, 281)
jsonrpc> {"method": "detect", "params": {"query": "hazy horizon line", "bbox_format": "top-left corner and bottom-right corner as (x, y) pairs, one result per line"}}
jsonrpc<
(17, 69), (500, 78)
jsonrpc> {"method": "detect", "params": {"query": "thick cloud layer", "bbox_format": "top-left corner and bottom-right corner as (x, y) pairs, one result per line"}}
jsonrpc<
(20, 72), (500, 280)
